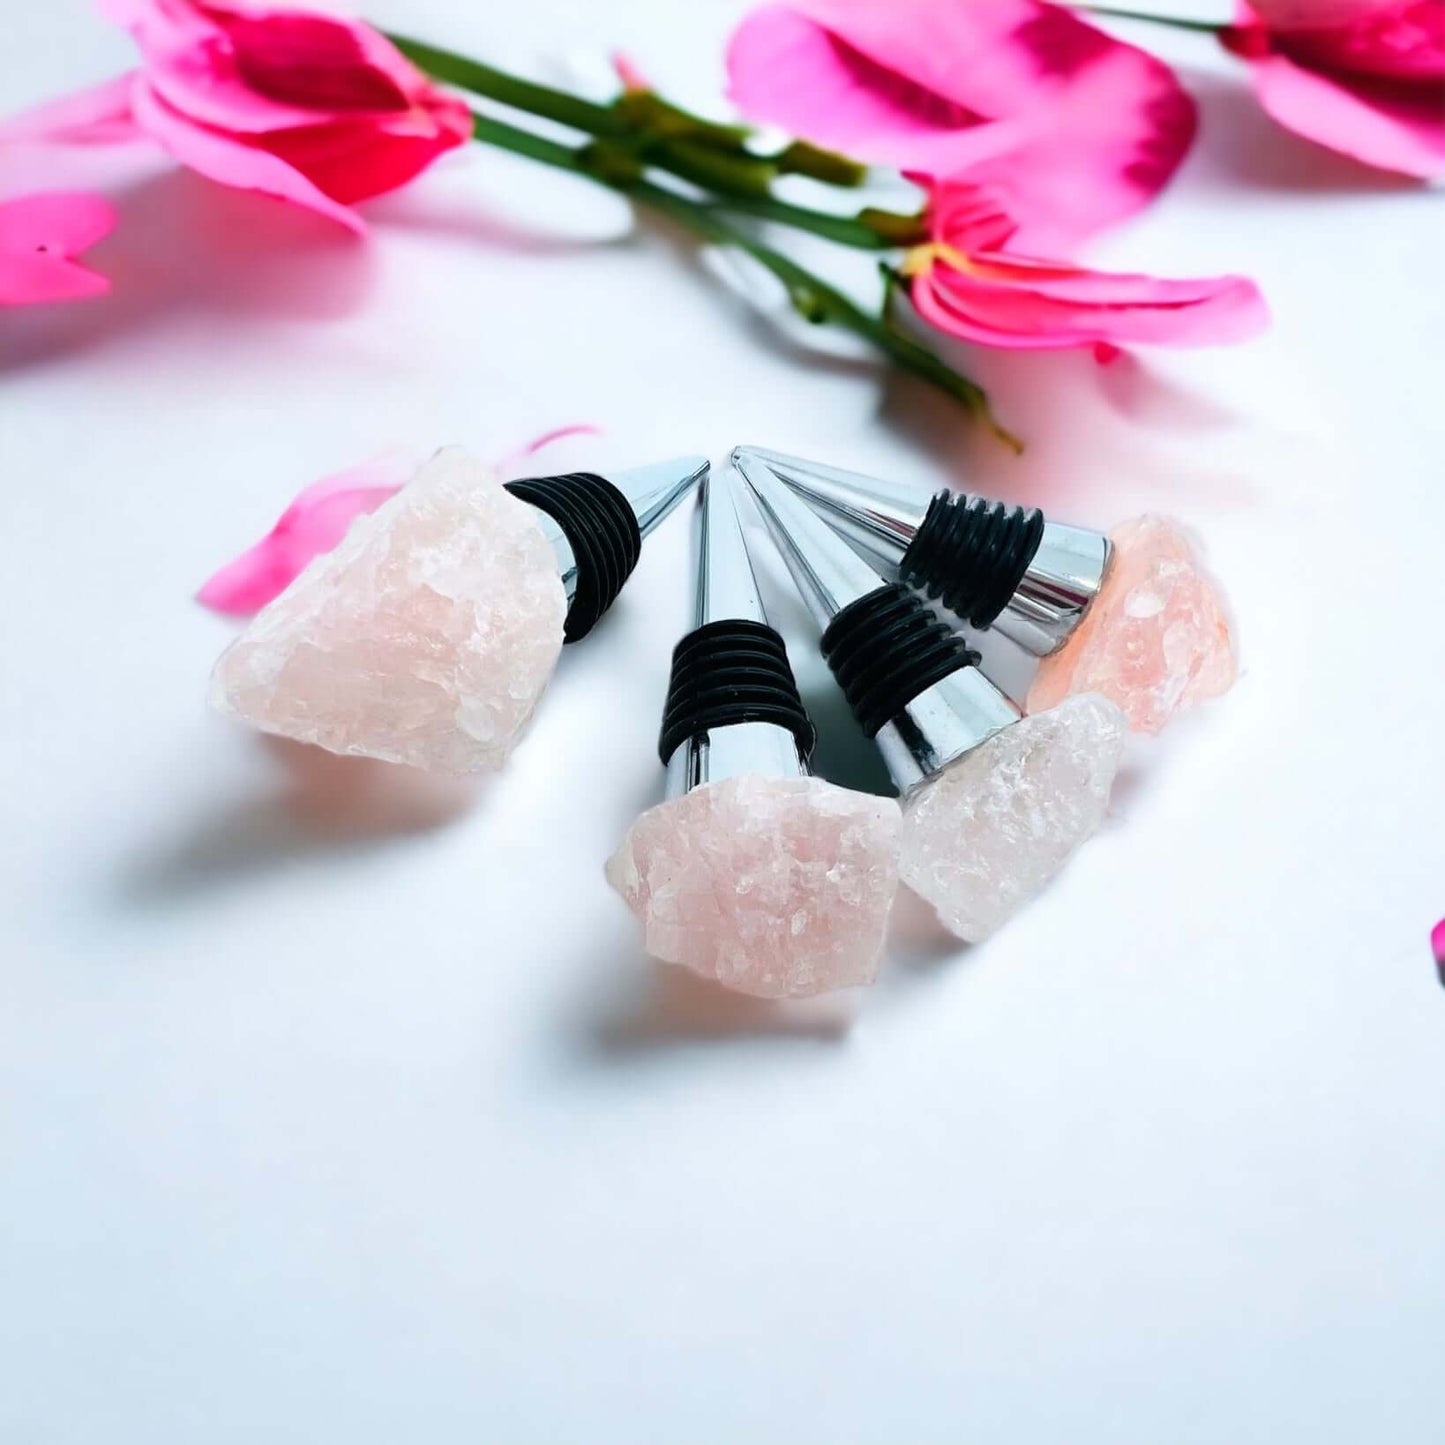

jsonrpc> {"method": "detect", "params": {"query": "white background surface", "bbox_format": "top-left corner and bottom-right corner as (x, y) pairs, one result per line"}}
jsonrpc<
(3, 2), (1442, 1441)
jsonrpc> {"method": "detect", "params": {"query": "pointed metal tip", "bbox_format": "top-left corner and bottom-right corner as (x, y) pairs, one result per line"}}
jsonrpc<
(729, 446), (929, 575)
(695, 467), (769, 630)
(733, 449), (888, 631)
(613, 455), (709, 540)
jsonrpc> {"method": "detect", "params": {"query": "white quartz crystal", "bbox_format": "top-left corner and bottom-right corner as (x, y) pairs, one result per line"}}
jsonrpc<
(897, 693), (1126, 941)
(606, 774), (901, 998)
(209, 447), (567, 773)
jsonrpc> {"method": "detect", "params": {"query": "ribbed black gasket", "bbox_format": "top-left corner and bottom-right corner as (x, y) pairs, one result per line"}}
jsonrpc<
(504, 471), (642, 642)
(820, 584), (978, 738)
(657, 620), (815, 765)
(898, 490), (1045, 629)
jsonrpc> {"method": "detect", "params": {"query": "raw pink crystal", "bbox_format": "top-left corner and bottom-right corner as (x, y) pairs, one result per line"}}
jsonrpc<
(606, 775), (901, 998)
(898, 694), (1126, 942)
(209, 447), (567, 773)
(1027, 515), (1236, 734)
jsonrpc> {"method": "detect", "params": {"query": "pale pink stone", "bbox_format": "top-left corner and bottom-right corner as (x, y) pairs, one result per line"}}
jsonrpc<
(1027, 514), (1236, 734)
(209, 447), (566, 773)
(606, 775), (901, 998)
(898, 694), (1126, 941)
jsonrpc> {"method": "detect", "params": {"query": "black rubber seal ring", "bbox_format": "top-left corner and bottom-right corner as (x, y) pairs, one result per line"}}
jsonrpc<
(898, 490), (1045, 628)
(504, 471), (642, 642)
(658, 620), (815, 765)
(820, 583), (978, 738)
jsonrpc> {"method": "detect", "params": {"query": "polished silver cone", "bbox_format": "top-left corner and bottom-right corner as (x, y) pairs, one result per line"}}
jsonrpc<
(734, 448), (1017, 794)
(732, 447), (889, 629)
(531, 454), (707, 606)
(986, 524), (1111, 657)
(694, 466), (769, 631)
(618, 454), (711, 540)
(733, 445), (1111, 658)
(731, 445), (927, 579)
(664, 466), (810, 798)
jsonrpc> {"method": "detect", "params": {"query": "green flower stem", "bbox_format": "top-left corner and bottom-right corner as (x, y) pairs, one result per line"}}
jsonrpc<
(390, 33), (631, 137)
(466, 109), (1016, 447)
(388, 30), (924, 252)
(1075, 6), (1223, 33)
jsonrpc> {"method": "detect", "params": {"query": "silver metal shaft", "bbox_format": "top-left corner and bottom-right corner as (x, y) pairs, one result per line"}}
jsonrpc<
(731, 444), (927, 579)
(663, 466), (809, 799)
(695, 465), (767, 630)
(733, 445), (1111, 657)
(532, 454), (708, 604)
(732, 447), (887, 629)
(735, 447), (1019, 794)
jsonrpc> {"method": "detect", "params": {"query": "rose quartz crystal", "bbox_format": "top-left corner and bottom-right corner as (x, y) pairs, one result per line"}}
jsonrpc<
(606, 775), (901, 997)
(209, 447), (567, 773)
(1027, 515), (1235, 734)
(898, 694), (1126, 942)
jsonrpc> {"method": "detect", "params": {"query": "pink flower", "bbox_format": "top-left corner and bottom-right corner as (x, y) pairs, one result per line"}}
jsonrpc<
(0, 191), (115, 305)
(1434, 917), (1445, 983)
(7, 1), (472, 230)
(1221, 0), (1445, 177)
(198, 426), (600, 615)
(903, 179), (1267, 350)
(727, 0), (1198, 252)
(728, 1), (1265, 351)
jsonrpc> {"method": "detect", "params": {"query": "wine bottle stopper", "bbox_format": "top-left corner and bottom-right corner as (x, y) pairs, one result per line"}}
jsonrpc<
(731, 445), (1110, 657)
(210, 448), (704, 773)
(735, 447), (1125, 943)
(606, 468), (900, 998)
(734, 447), (1238, 733)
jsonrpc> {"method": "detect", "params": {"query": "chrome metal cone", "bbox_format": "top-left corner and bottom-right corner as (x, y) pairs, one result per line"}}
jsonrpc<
(516, 455), (707, 638)
(693, 465), (769, 631)
(662, 467), (813, 798)
(617, 455), (711, 540)
(731, 445), (928, 578)
(734, 447), (1018, 793)
(731, 446), (889, 629)
(731, 445), (1111, 657)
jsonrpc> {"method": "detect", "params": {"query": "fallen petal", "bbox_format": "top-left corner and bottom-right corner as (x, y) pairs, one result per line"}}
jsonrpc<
(1248, 49), (1445, 177)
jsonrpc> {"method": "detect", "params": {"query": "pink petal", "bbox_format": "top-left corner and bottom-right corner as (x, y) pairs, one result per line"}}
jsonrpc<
(0, 73), (141, 143)
(256, 98), (473, 205)
(117, 1), (452, 135)
(1433, 917), (1445, 980)
(199, 429), (601, 616)
(613, 52), (654, 93)
(129, 3), (374, 135)
(224, 14), (414, 112)
(496, 423), (603, 471)
(1246, 49), (1445, 176)
(197, 453), (417, 615)
(911, 252), (1268, 350)
(728, 0), (1197, 249)
(0, 192), (116, 306)
(1244, 0), (1445, 80)
(128, 76), (365, 230)
(0, 191), (116, 252)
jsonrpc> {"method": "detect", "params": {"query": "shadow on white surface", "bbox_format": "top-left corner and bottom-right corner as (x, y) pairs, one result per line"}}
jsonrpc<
(1181, 70), (1427, 195)
(884, 884), (969, 973)
(116, 736), (479, 906)
(877, 341), (1263, 523)
(0, 168), (374, 372)
(363, 186), (633, 256)
(584, 957), (859, 1057)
